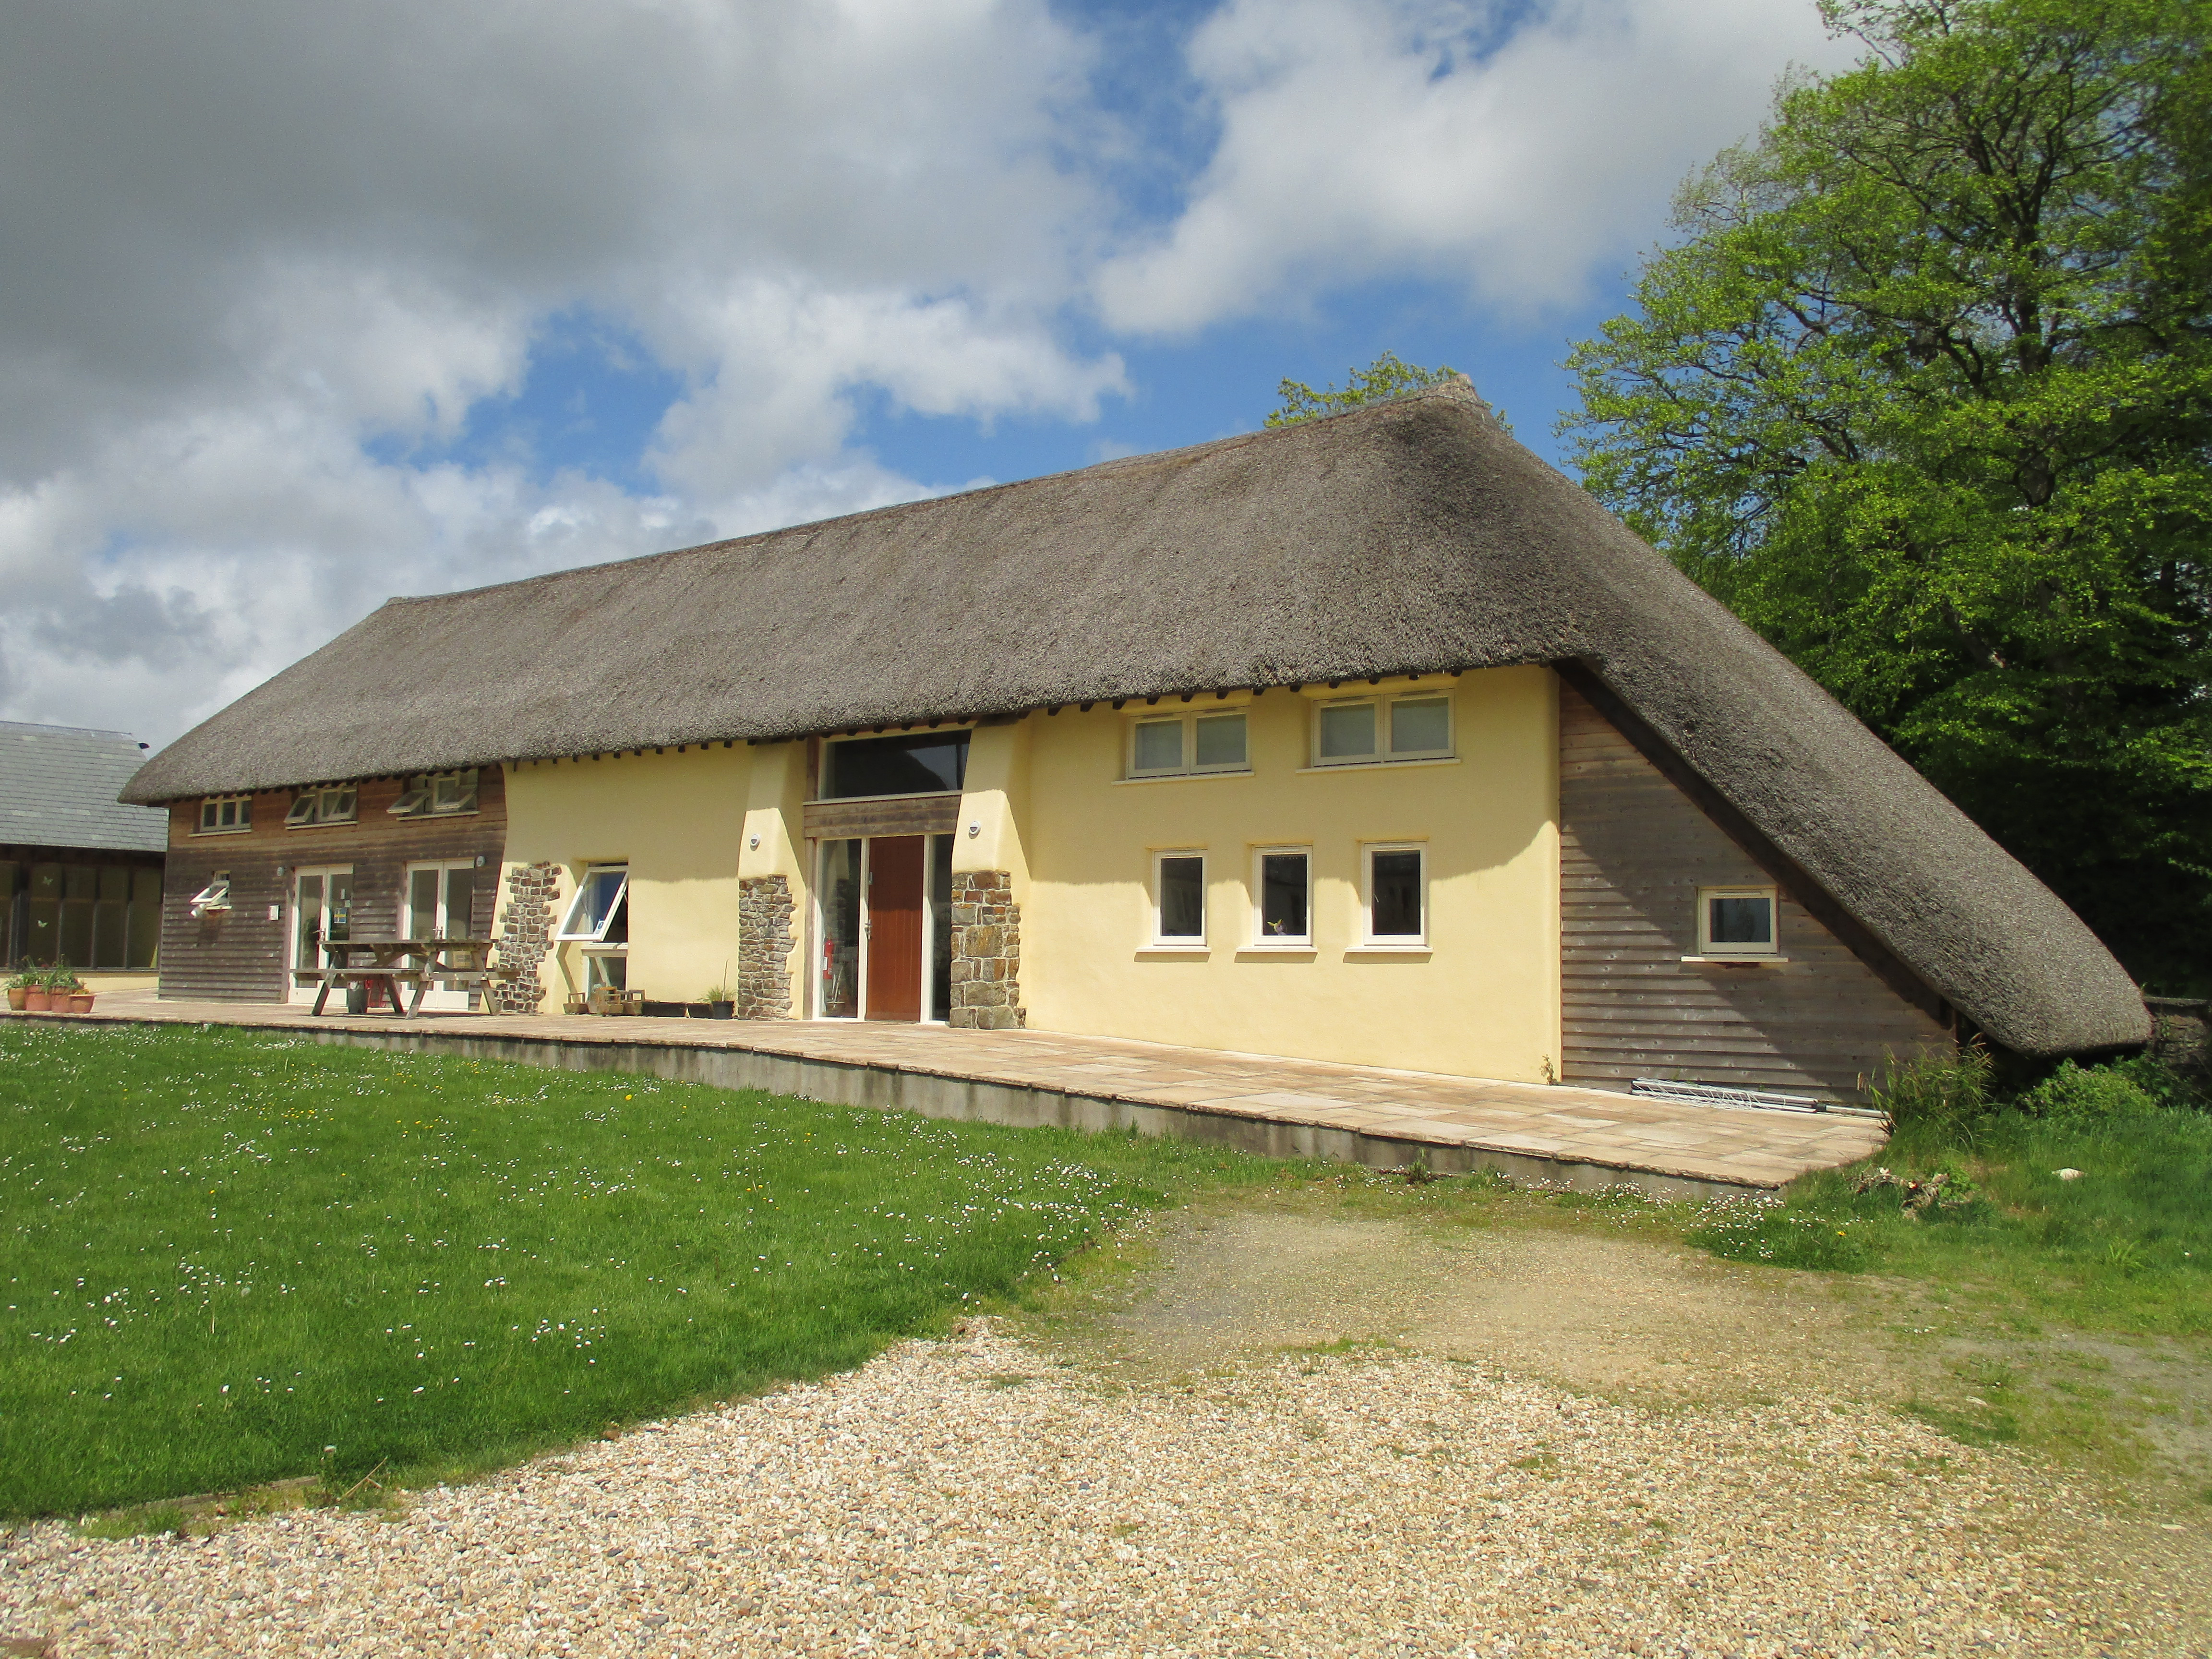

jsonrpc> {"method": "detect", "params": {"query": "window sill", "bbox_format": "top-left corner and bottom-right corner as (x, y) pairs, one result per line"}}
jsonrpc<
(1346, 944), (1431, 956)
(1681, 954), (1789, 967)
(191, 827), (253, 837)
(1296, 757), (1461, 775)
(1137, 945), (1211, 956)
(1237, 946), (1315, 958)
(391, 808), (481, 821)
(285, 821), (360, 831)
(1115, 769), (1254, 787)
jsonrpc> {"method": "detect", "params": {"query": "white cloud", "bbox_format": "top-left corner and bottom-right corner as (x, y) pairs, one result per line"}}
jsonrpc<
(0, 0), (1848, 743)
(1094, 0), (1856, 333)
(0, 0), (1114, 741)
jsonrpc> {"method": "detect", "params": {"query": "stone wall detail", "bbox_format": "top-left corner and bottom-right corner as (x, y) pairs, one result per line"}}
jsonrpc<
(738, 875), (796, 1019)
(949, 870), (1024, 1030)
(490, 862), (559, 1014)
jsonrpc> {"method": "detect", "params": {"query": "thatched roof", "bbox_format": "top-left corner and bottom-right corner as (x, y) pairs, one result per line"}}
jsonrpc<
(121, 380), (2147, 1056)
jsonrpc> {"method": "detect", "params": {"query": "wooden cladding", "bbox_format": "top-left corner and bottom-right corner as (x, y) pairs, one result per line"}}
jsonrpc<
(158, 770), (507, 1003)
(1559, 683), (1948, 1100)
(802, 793), (960, 842)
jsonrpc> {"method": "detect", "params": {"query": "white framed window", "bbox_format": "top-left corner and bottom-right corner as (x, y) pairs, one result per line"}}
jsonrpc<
(1697, 885), (1778, 958)
(187, 874), (232, 915)
(1312, 693), (1454, 766)
(1151, 852), (1208, 946)
(1251, 847), (1312, 947)
(389, 768), (481, 817)
(284, 785), (358, 828)
(196, 795), (251, 834)
(557, 865), (630, 943)
(1129, 709), (1248, 779)
(582, 950), (627, 992)
(1362, 844), (1427, 945)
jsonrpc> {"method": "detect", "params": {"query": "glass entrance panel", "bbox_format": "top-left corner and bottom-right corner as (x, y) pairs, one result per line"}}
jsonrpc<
(928, 834), (953, 1021)
(406, 862), (481, 1010)
(817, 840), (863, 1018)
(290, 869), (353, 1003)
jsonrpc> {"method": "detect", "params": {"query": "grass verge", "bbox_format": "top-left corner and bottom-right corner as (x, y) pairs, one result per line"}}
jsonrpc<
(0, 1021), (1291, 1516)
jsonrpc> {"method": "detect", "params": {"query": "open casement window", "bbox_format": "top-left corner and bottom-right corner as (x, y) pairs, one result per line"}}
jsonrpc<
(1152, 852), (1207, 945)
(284, 785), (358, 828)
(197, 795), (251, 834)
(1363, 845), (1426, 945)
(1129, 711), (1248, 778)
(557, 866), (630, 943)
(188, 874), (232, 915)
(1251, 849), (1311, 947)
(1313, 694), (1454, 766)
(1697, 885), (1778, 958)
(390, 768), (481, 817)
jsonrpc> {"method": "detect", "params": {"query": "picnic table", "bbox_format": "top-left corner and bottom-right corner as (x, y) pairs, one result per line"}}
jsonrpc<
(293, 938), (496, 1019)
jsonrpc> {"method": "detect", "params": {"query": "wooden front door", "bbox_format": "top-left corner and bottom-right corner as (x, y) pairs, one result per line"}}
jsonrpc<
(866, 836), (925, 1022)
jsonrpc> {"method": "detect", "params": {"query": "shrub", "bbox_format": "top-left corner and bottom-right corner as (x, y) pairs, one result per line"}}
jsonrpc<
(2016, 1059), (2162, 1123)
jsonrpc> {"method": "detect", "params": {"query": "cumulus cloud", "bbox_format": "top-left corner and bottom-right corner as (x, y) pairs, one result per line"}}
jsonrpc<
(1094, 0), (1857, 333)
(0, 0), (1845, 742)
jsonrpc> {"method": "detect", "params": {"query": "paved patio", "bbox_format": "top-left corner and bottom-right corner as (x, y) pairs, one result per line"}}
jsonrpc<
(21, 990), (1887, 1195)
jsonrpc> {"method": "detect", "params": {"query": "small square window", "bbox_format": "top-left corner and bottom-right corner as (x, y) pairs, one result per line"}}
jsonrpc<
(1131, 720), (1185, 774)
(1698, 886), (1778, 956)
(1366, 846), (1425, 942)
(1193, 714), (1246, 769)
(1154, 853), (1206, 944)
(1317, 702), (1376, 761)
(1254, 850), (1311, 946)
(1388, 698), (1452, 757)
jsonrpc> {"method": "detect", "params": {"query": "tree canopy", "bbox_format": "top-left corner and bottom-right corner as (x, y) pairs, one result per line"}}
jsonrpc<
(1267, 352), (1457, 425)
(1563, 0), (2212, 993)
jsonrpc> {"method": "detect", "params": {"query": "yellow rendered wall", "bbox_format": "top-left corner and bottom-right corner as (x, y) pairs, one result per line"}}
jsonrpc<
(1019, 667), (1563, 1082)
(500, 745), (754, 1007)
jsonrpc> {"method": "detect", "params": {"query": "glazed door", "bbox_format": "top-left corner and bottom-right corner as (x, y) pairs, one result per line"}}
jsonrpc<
(289, 867), (353, 1004)
(404, 861), (479, 1010)
(865, 836), (925, 1022)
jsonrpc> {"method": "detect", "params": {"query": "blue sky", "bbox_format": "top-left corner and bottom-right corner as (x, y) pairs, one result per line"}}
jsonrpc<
(0, 0), (1854, 741)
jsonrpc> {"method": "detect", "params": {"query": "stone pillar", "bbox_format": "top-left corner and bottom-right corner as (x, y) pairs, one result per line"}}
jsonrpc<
(948, 870), (1024, 1030)
(737, 875), (796, 1019)
(491, 862), (560, 1013)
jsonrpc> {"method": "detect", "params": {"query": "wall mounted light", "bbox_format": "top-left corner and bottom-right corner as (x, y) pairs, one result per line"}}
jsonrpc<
(474, 854), (487, 868)
(966, 822), (981, 838)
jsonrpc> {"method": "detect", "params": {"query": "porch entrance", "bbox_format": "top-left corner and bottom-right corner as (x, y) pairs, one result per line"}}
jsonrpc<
(815, 834), (954, 1022)
(404, 860), (480, 1011)
(288, 866), (353, 1004)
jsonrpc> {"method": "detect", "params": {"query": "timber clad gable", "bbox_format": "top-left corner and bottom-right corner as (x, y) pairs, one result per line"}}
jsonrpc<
(158, 769), (507, 1003)
(1559, 684), (1949, 1098)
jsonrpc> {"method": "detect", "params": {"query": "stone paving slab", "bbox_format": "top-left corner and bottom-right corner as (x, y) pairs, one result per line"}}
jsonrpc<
(11, 991), (1888, 1194)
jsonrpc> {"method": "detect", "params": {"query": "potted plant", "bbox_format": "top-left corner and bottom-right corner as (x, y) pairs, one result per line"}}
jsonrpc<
(5, 969), (37, 1012)
(47, 969), (87, 1013)
(21, 967), (55, 1013)
(701, 983), (735, 1020)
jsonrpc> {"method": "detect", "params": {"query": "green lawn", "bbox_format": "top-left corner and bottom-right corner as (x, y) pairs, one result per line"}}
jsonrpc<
(0, 1022), (1284, 1517)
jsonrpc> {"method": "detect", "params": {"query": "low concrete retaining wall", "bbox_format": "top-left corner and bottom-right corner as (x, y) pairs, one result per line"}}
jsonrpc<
(230, 1022), (1756, 1201)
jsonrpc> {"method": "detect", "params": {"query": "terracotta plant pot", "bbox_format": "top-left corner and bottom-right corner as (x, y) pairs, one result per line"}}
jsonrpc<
(70, 993), (95, 1013)
(23, 990), (51, 1012)
(5, 987), (24, 1011)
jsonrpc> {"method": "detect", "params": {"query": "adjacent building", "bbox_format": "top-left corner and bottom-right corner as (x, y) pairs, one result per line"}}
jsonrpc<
(3, 722), (168, 971)
(116, 381), (2150, 1095)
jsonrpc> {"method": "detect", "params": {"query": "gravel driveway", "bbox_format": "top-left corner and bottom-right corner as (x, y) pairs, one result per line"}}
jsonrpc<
(4, 1313), (2205, 1658)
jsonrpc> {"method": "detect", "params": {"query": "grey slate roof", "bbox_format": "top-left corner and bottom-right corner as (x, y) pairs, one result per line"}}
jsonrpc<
(120, 381), (2148, 1057)
(3, 722), (168, 854)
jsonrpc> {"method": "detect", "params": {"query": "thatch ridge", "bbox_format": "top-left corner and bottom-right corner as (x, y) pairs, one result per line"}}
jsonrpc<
(120, 381), (2147, 1056)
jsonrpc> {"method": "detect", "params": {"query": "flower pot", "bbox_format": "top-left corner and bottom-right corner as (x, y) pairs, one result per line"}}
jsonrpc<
(709, 1000), (734, 1020)
(69, 993), (95, 1014)
(23, 990), (51, 1012)
(5, 987), (25, 1012)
